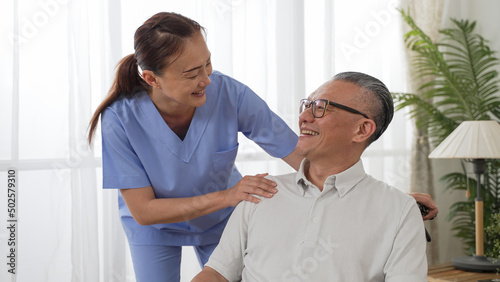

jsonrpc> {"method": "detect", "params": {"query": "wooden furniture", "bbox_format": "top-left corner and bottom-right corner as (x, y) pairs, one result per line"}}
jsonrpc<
(428, 263), (500, 281)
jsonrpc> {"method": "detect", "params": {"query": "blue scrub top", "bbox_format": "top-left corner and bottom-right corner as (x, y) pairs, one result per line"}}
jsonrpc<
(101, 71), (298, 246)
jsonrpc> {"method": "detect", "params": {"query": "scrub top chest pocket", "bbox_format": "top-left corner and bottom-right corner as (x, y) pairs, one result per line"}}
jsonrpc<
(211, 144), (239, 190)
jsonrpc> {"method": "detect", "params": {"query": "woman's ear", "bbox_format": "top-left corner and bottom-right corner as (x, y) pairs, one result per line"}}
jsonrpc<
(142, 70), (161, 89)
(353, 119), (376, 143)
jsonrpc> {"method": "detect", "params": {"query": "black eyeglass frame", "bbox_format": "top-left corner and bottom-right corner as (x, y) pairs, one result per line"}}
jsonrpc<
(299, 98), (370, 119)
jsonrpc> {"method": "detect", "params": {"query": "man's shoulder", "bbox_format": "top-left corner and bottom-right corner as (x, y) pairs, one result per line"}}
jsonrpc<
(361, 174), (415, 204)
(236, 172), (301, 211)
(266, 172), (296, 182)
(265, 172), (299, 193)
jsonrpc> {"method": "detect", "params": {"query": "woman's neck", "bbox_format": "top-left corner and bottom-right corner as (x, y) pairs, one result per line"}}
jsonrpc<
(149, 90), (196, 140)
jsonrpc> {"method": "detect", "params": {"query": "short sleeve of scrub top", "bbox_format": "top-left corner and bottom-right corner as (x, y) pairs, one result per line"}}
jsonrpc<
(101, 71), (298, 246)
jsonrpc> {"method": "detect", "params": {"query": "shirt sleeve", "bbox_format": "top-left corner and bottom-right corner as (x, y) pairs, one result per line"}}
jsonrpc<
(237, 87), (298, 158)
(384, 198), (428, 282)
(101, 108), (151, 189)
(205, 200), (255, 281)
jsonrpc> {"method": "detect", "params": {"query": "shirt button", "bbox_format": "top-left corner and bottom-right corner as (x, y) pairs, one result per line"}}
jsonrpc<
(312, 217), (319, 223)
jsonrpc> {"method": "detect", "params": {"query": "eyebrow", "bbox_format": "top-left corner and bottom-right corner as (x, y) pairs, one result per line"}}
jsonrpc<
(182, 55), (211, 73)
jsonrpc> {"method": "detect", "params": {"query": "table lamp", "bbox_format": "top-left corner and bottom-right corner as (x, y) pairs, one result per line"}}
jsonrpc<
(429, 120), (500, 272)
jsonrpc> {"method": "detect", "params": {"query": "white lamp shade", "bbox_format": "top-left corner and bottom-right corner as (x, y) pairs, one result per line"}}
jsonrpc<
(429, 120), (500, 159)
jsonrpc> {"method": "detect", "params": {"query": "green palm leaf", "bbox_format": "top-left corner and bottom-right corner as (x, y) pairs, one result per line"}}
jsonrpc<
(396, 9), (500, 255)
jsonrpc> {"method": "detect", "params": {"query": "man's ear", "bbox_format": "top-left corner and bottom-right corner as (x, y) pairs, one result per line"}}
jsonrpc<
(353, 119), (376, 143)
(142, 70), (160, 89)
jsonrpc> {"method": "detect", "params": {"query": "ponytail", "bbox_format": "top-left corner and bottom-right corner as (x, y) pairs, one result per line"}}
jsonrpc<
(88, 12), (205, 146)
(87, 54), (148, 145)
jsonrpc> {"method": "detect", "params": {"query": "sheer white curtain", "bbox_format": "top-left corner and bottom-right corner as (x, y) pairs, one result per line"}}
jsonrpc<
(0, 0), (413, 281)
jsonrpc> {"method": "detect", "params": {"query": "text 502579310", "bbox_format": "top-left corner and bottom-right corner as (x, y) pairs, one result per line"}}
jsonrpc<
(6, 169), (17, 275)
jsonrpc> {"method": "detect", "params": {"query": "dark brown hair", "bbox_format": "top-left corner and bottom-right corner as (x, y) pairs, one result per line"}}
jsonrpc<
(87, 12), (204, 145)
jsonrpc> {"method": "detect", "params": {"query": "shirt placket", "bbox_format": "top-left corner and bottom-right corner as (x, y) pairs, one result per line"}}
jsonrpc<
(302, 195), (325, 252)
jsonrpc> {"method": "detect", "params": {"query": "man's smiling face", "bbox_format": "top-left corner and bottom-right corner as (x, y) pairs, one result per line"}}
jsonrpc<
(296, 80), (368, 162)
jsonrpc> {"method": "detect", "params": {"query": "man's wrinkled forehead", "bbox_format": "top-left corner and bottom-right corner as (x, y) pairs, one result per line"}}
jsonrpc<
(308, 81), (335, 100)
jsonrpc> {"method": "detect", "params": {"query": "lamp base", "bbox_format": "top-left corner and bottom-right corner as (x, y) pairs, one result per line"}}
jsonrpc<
(452, 255), (500, 272)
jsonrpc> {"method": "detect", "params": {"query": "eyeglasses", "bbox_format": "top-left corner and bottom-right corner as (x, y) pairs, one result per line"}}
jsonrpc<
(299, 99), (370, 119)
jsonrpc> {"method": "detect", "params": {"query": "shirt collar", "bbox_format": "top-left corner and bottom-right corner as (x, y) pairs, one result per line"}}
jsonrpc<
(295, 159), (367, 198)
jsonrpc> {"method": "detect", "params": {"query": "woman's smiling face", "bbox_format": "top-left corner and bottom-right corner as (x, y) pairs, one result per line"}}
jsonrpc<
(153, 32), (213, 110)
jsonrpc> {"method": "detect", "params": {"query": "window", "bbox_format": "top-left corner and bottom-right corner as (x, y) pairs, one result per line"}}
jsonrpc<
(0, 1), (412, 281)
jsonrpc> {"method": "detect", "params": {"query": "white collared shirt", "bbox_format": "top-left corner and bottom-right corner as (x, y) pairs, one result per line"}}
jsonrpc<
(206, 159), (428, 282)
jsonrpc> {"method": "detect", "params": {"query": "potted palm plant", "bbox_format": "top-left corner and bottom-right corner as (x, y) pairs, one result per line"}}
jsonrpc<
(394, 9), (500, 255)
(485, 213), (500, 262)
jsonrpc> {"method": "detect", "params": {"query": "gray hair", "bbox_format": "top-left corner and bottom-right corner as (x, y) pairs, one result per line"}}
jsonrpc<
(332, 72), (394, 145)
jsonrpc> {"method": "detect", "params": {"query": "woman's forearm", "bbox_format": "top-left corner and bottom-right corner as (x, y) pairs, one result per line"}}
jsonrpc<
(121, 186), (231, 225)
(120, 173), (278, 225)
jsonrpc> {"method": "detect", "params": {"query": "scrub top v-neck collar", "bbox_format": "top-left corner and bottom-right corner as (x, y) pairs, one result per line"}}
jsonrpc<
(136, 90), (215, 163)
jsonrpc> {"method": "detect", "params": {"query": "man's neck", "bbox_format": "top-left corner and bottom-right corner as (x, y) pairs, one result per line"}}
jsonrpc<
(304, 158), (359, 191)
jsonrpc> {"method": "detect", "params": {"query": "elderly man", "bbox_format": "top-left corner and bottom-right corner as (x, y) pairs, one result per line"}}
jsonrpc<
(193, 72), (428, 282)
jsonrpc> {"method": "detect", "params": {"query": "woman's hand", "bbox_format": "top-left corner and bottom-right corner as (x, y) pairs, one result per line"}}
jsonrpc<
(222, 173), (278, 206)
(409, 192), (439, 220)
(120, 174), (278, 225)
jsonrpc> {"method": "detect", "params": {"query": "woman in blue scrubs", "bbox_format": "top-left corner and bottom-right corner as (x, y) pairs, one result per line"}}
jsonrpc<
(87, 12), (302, 282)
(87, 12), (438, 282)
